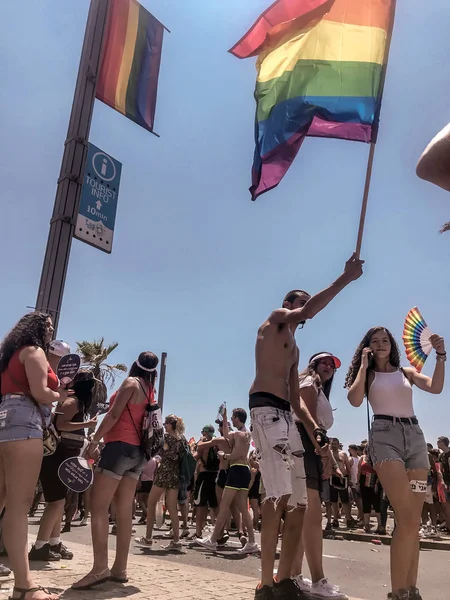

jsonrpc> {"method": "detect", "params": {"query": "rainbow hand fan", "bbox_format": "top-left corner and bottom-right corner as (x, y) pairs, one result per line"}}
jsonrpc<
(402, 307), (433, 372)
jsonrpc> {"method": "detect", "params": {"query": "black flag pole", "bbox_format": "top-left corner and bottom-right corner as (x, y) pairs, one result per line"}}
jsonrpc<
(36, 0), (109, 333)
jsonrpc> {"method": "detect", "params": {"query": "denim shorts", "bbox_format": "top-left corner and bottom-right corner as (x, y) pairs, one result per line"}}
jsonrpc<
(250, 406), (307, 508)
(369, 417), (429, 471)
(96, 441), (146, 481)
(0, 394), (51, 442)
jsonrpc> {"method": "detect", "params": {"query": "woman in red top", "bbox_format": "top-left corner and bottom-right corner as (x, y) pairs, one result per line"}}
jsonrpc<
(0, 312), (72, 600)
(72, 351), (158, 590)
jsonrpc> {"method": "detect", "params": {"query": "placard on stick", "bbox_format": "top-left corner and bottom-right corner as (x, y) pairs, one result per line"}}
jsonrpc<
(58, 456), (93, 493)
(57, 354), (81, 385)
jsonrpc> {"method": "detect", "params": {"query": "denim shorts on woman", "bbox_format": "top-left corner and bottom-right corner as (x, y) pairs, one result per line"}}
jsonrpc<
(0, 394), (51, 442)
(96, 441), (146, 481)
(369, 417), (429, 471)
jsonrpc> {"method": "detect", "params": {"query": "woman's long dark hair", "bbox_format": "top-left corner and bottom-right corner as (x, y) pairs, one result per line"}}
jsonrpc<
(299, 352), (336, 400)
(344, 326), (401, 391)
(129, 351), (159, 389)
(0, 312), (51, 374)
(72, 370), (96, 419)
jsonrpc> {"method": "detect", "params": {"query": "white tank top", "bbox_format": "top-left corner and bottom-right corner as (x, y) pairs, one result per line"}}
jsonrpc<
(299, 375), (334, 431)
(368, 370), (414, 418)
(349, 457), (359, 484)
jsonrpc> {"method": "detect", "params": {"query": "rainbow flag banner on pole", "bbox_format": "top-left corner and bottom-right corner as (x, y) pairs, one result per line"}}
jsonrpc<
(230, 0), (395, 200)
(96, 0), (165, 133)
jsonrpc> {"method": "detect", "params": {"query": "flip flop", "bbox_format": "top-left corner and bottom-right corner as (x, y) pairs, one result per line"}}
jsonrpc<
(9, 586), (59, 600)
(71, 570), (111, 590)
(110, 575), (129, 584)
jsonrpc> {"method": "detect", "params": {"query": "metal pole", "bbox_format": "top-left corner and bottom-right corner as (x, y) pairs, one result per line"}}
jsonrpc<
(36, 0), (109, 333)
(354, 0), (397, 258)
(158, 352), (168, 411)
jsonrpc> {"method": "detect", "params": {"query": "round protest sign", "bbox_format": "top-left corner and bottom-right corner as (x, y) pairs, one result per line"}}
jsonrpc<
(58, 456), (93, 493)
(57, 354), (81, 385)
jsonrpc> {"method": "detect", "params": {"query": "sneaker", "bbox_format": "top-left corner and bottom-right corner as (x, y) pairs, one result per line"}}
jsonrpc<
(239, 533), (248, 547)
(164, 528), (174, 538)
(324, 522), (332, 532)
(0, 563), (11, 577)
(137, 516), (146, 525)
(61, 523), (71, 533)
(346, 519), (358, 530)
(409, 587), (423, 600)
(310, 579), (348, 599)
(255, 585), (275, 599)
(111, 524), (117, 535)
(50, 542), (73, 560)
(161, 540), (183, 551)
(29, 543), (61, 562)
(331, 519), (339, 529)
(238, 541), (260, 554)
(80, 517), (89, 527)
(134, 536), (153, 547)
(427, 526), (438, 538)
(293, 575), (312, 593)
(180, 528), (190, 539)
(391, 591), (410, 600)
(273, 577), (308, 599)
(197, 536), (217, 551)
(255, 584), (275, 599)
(217, 532), (230, 546)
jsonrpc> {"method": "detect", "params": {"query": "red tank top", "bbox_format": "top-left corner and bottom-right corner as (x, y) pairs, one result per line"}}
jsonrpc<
(104, 380), (154, 446)
(1, 348), (59, 395)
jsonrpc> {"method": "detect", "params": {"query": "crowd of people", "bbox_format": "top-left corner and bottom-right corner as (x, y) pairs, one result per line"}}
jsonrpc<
(0, 300), (448, 600)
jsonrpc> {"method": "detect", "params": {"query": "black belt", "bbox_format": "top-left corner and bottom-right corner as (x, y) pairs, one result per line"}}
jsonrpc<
(373, 414), (418, 425)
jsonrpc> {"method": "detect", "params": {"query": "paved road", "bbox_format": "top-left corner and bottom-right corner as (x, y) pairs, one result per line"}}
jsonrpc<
(28, 519), (449, 600)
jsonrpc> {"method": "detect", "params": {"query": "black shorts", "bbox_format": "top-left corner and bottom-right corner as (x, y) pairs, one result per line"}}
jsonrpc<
(40, 443), (80, 503)
(97, 441), (146, 481)
(329, 484), (350, 504)
(216, 469), (228, 489)
(225, 465), (251, 491)
(298, 423), (323, 493)
(139, 480), (153, 494)
(248, 471), (261, 500)
(194, 472), (218, 508)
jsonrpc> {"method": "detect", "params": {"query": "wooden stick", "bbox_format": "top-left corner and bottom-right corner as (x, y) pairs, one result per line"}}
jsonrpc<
(355, 142), (376, 258)
(354, 0), (397, 258)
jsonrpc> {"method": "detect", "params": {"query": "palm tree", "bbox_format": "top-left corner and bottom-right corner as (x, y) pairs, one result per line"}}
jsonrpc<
(441, 223), (450, 234)
(76, 338), (127, 415)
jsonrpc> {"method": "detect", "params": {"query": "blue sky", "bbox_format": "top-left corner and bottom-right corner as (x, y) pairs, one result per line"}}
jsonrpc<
(1, 0), (450, 448)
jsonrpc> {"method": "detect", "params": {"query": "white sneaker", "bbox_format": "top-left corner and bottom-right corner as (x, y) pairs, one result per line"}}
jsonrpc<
(164, 528), (174, 538)
(134, 536), (153, 547)
(294, 575), (312, 592)
(311, 579), (348, 599)
(79, 517), (89, 527)
(161, 540), (183, 552)
(197, 537), (217, 551)
(238, 542), (260, 554)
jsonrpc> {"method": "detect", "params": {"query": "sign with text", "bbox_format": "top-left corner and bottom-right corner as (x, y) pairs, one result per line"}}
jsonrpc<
(75, 143), (122, 253)
(56, 354), (80, 385)
(58, 456), (94, 493)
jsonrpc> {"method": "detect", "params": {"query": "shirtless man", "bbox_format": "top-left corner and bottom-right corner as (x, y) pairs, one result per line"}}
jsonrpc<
(328, 438), (355, 529)
(250, 254), (363, 600)
(192, 425), (220, 539)
(197, 408), (259, 554)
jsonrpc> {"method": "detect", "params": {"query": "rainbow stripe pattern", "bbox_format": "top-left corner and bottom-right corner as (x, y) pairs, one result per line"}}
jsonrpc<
(230, 0), (395, 200)
(402, 307), (433, 373)
(96, 0), (164, 133)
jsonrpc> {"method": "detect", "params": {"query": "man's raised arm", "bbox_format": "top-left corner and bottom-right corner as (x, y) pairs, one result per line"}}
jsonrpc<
(270, 253), (364, 327)
(417, 123), (450, 192)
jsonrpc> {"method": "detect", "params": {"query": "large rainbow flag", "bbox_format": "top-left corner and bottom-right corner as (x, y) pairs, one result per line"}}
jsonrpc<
(96, 0), (165, 133)
(230, 0), (395, 200)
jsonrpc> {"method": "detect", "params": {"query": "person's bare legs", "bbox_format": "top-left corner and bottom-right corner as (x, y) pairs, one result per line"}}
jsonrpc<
(72, 472), (119, 587)
(165, 489), (180, 543)
(292, 488), (324, 582)
(376, 462), (426, 594)
(250, 498), (260, 530)
(111, 476), (138, 577)
(1, 439), (59, 600)
(260, 497), (288, 587)
(196, 506), (208, 537)
(179, 501), (188, 530)
(208, 488), (237, 543)
(234, 490), (255, 543)
(144, 485), (164, 540)
(35, 500), (65, 544)
(277, 505), (306, 583)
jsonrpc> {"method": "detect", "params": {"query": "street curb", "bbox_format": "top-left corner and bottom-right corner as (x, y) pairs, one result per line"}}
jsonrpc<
(324, 530), (450, 551)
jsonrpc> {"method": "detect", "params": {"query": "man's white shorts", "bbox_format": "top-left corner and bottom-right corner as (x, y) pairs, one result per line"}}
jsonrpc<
(250, 406), (307, 508)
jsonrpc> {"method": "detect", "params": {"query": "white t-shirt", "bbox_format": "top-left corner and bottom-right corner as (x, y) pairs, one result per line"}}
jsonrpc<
(299, 375), (334, 431)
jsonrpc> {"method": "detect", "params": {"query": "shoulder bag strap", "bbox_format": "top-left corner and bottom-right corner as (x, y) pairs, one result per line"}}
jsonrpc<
(126, 378), (149, 438)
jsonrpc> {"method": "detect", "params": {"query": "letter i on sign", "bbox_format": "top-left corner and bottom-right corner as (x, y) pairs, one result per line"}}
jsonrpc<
(101, 158), (107, 177)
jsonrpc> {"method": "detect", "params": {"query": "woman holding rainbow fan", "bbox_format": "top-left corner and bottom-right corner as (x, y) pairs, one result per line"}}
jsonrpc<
(345, 326), (445, 600)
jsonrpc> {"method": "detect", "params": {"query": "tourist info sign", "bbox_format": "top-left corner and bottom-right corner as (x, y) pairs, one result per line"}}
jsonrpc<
(75, 143), (122, 253)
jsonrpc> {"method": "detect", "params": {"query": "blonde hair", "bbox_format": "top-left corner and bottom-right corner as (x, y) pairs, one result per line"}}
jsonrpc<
(165, 414), (185, 438)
